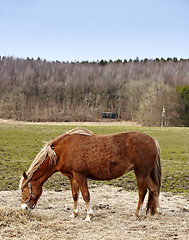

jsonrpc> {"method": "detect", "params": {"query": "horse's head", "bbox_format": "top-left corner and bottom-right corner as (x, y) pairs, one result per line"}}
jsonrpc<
(20, 171), (42, 211)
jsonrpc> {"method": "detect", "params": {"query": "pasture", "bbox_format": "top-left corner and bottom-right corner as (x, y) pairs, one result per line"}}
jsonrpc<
(0, 121), (189, 239)
(0, 122), (188, 193)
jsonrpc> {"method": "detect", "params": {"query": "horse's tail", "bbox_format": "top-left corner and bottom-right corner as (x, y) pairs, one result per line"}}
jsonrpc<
(146, 140), (162, 215)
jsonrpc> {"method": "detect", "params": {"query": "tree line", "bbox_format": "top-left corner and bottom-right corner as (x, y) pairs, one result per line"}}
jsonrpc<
(0, 56), (189, 126)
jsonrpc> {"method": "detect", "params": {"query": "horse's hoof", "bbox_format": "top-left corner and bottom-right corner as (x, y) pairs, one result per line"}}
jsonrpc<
(69, 211), (79, 218)
(85, 214), (93, 222)
(156, 208), (162, 215)
(69, 213), (76, 218)
(85, 216), (91, 222)
(131, 214), (140, 221)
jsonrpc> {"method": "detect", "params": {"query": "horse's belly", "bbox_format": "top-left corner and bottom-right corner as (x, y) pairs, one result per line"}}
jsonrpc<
(87, 159), (131, 180)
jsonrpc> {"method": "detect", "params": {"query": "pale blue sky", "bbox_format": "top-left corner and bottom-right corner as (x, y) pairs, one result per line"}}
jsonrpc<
(0, 0), (189, 62)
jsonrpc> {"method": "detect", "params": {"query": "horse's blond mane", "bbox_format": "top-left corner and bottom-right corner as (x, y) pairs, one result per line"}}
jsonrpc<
(66, 128), (93, 136)
(19, 145), (57, 189)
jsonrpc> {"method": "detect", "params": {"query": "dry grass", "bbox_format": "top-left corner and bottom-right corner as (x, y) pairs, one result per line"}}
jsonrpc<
(0, 185), (189, 240)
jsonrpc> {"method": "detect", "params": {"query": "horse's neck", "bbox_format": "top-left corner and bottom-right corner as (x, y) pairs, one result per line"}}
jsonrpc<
(32, 161), (57, 186)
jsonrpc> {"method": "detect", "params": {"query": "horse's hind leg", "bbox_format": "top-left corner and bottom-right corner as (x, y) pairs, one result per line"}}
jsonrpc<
(146, 175), (160, 215)
(134, 177), (147, 217)
(69, 177), (80, 218)
(73, 173), (94, 221)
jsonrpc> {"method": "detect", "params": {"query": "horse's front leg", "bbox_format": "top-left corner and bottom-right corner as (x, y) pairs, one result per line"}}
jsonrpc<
(73, 173), (94, 221)
(69, 177), (80, 218)
(85, 200), (94, 222)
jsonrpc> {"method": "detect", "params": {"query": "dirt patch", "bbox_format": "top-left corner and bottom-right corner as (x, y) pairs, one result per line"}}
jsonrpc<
(0, 185), (188, 240)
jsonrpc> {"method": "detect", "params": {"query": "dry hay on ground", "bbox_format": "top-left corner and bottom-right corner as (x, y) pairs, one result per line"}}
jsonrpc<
(0, 185), (189, 240)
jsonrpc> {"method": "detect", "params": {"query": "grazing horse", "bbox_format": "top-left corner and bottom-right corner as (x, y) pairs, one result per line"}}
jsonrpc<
(20, 128), (162, 221)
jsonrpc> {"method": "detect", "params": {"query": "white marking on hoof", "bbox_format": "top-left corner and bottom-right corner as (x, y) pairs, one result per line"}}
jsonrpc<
(85, 215), (92, 222)
(69, 213), (76, 218)
(131, 214), (139, 220)
(69, 210), (79, 218)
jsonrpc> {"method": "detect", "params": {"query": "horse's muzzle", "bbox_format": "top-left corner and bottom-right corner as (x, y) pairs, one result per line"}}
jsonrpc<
(21, 203), (36, 211)
(21, 203), (31, 211)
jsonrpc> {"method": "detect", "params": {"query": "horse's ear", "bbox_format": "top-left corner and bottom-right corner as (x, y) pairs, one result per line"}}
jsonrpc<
(23, 171), (27, 180)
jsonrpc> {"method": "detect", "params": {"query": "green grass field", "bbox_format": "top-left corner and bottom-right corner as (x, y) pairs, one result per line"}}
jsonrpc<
(0, 123), (188, 193)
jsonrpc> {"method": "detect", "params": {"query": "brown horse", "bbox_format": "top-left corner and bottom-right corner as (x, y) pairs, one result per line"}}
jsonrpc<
(20, 128), (161, 221)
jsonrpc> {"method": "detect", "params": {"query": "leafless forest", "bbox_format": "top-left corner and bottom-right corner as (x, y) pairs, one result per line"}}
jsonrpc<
(0, 57), (189, 126)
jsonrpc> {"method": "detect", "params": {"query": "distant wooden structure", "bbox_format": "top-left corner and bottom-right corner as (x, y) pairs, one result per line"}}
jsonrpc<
(101, 112), (118, 119)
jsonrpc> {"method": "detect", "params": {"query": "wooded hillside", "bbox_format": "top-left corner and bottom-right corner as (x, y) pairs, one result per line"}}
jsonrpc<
(0, 56), (189, 126)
